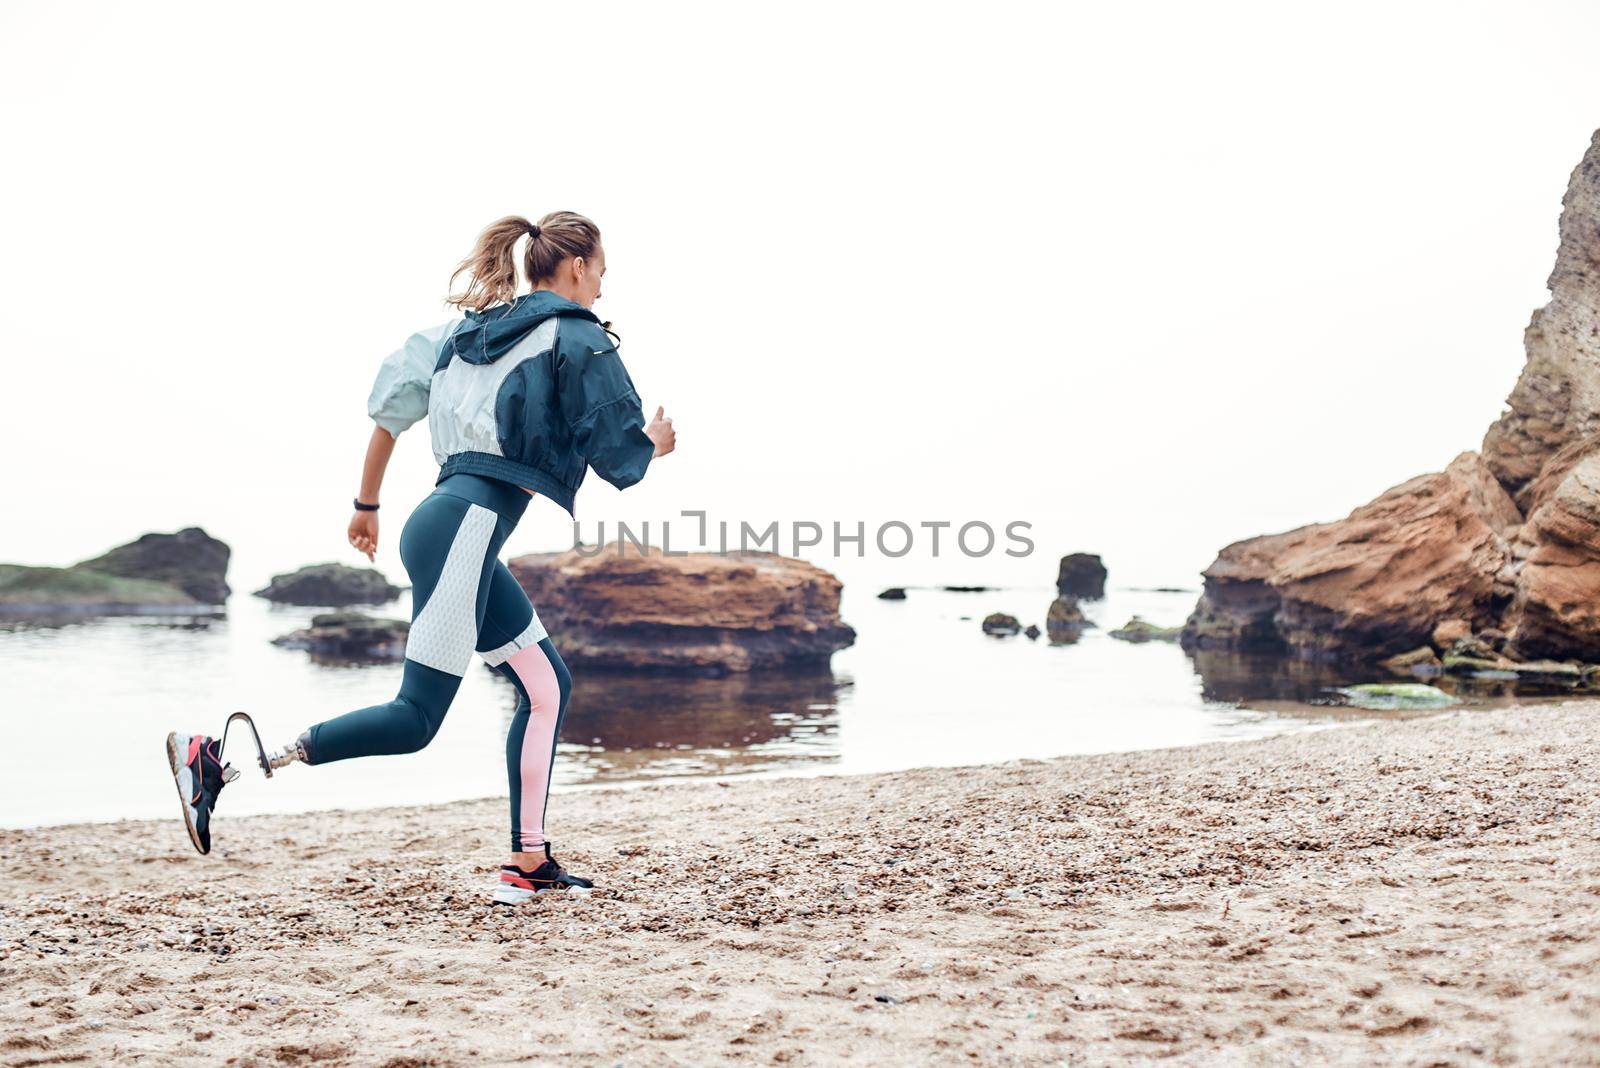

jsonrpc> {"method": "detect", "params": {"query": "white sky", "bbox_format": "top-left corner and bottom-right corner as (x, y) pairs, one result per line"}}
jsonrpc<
(2, 1), (1598, 593)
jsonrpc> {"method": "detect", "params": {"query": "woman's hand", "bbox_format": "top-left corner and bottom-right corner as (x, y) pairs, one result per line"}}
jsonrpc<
(646, 405), (676, 458)
(348, 510), (379, 562)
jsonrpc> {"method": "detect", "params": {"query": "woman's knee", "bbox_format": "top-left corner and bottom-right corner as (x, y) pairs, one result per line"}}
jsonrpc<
(544, 640), (572, 709)
(391, 696), (445, 753)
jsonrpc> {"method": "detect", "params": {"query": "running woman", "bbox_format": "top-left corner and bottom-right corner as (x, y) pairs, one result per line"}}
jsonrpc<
(166, 213), (676, 902)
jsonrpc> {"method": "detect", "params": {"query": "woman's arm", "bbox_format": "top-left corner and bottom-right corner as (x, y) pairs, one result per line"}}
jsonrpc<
(355, 319), (457, 562)
(556, 324), (669, 489)
(347, 425), (396, 562)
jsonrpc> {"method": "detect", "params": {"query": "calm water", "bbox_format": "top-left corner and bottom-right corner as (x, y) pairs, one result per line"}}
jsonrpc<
(0, 582), (1557, 829)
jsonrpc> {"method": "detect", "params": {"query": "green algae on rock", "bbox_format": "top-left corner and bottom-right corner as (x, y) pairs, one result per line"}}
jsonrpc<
(0, 563), (203, 616)
(1336, 683), (1459, 711)
(1109, 616), (1182, 643)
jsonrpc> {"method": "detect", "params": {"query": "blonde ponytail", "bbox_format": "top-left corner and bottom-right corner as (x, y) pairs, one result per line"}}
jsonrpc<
(446, 211), (602, 312)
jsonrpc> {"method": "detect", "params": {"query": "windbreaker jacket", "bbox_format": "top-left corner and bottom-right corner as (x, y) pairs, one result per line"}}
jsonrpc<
(367, 290), (654, 516)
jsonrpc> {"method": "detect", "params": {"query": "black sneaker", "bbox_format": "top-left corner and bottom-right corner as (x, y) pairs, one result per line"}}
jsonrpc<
(165, 732), (238, 855)
(492, 843), (595, 904)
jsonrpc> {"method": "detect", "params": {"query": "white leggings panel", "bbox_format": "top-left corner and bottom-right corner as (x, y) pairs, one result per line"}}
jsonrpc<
(403, 503), (498, 677)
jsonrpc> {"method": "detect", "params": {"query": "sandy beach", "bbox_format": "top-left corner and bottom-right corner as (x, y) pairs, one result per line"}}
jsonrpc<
(3, 702), (1599, 1066)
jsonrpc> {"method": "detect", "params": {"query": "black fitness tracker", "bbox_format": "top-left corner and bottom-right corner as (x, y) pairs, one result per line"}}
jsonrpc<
(353, 498), (380, 512)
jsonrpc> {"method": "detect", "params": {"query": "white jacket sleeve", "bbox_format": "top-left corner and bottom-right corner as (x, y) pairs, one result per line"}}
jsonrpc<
(366, 319), (460, 437)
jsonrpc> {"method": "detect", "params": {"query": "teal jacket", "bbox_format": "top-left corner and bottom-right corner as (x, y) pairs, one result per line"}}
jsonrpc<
(367, 290), (655, 516)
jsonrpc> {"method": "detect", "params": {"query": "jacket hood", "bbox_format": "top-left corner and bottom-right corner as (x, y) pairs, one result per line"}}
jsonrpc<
(449, 289), (600, 365)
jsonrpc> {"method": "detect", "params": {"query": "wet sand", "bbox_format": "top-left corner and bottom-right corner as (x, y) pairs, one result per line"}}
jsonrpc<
(3, 701), (1599, 1065)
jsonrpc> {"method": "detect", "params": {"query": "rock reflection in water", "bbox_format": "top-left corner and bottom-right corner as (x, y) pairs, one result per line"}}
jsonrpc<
(485, 666), (848, 784)
(1188, 647), (1580, 718)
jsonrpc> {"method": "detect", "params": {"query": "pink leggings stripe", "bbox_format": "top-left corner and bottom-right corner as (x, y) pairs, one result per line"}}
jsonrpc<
(505, 643), (562, 851)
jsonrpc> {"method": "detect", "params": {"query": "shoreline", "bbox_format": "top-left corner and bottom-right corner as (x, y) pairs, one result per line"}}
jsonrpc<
(8, 688), (1570, 835)
(2, 706), (1365, 834)
(5, 700), (1599, 1064)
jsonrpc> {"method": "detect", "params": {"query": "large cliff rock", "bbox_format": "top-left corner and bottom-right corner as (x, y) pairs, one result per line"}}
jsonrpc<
(1481, 130), (1600, 508)
(1500, 438), (1600, 659)
(507, 544), (856, 675)
(1187, 131), (1600, 664)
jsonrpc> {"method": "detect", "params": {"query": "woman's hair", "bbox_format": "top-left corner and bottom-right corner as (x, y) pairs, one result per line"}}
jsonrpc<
(445, 211), (601, 312)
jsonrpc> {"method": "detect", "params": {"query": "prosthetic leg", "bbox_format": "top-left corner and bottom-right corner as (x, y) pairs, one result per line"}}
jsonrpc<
(164, 712), (307, 855)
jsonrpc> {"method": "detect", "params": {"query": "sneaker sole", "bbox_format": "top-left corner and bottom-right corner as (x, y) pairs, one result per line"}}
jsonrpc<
(165, 732), (208, 855)
(491, 885), (547, 905)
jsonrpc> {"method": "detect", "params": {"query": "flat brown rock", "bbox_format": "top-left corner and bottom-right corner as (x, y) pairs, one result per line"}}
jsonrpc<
(1184, 452), (1520, 658)
(508, 543), (855, 674)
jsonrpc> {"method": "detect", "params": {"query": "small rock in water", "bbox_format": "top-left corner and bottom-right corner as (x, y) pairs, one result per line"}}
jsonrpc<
(1046, 595), (1093, 644)
(272, 612), (409, 661)
(1108, 615), (1182, 643)
(1378, 645), (1442, 678)
(1509, 659), (1585, 686)
(1056, 553), (1107, 599)
(982, 613), (1022, 636)
(255, 563), (402, 606)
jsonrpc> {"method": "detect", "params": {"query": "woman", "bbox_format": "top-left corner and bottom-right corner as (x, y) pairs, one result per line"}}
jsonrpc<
(165, 212), (675, 903)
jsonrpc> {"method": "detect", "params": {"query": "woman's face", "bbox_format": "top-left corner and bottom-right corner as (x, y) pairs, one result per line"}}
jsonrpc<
(574, 242), (606, 307)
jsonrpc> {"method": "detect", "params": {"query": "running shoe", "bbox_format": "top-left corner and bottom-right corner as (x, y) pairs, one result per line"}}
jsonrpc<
(492, 843), (595, 904)
(165, 731), (239, 855)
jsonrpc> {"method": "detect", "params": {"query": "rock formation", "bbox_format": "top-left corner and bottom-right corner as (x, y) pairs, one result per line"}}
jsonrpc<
(981, 612), (1022, 636)
(271, 612), (409, 661)
(255, 563), (402, 606)
(1183, 452), (1520, 658)
(507, 544), (855, 675)
(0, 528), (231, 617)
(1498, 438), (1600, 658)
(1056, 553), (1107, 599)
(74, 527), (231, 604)
(1186, 130), (1600, 665)
(1045, 595), (1089, 644)
(0, 564), (204, 617)
(1480, 133), (1600, 507)
(1109, 616), (1182, 643)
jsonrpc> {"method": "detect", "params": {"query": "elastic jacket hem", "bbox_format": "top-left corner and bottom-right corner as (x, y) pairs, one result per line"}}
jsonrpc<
(436, 452), (577, 517)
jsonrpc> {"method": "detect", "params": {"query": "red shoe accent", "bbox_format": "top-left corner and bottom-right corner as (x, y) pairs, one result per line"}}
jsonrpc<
(500, 871), (536, 890)
(186, 736), (203, 763)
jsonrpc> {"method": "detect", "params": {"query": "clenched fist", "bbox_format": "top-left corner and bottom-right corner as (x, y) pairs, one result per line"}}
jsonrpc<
(348, 510), (379, 562)
(646, 405), (676, 458)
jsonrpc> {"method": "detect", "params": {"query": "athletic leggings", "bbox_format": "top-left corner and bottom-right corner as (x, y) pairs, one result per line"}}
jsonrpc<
(302, 472), (570, 853)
